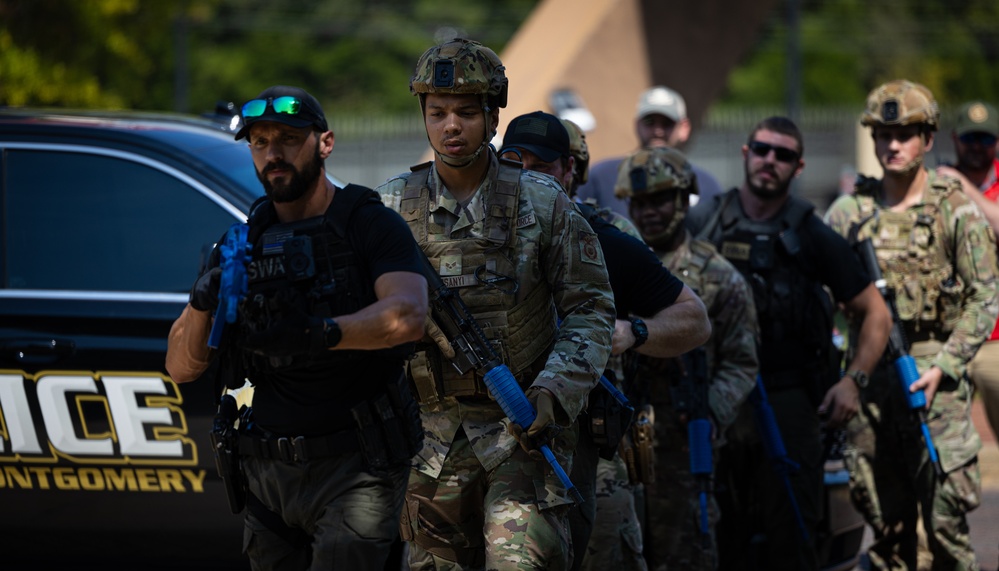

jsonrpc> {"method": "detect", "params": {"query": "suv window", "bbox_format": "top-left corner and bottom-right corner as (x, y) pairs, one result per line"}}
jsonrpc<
(6, 149), (235, 293)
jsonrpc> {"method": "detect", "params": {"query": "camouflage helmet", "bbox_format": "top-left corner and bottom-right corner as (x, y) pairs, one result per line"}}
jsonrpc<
(560, 118), (590, 185)
(614, 146), (698, 199)
(861, 80), (939, 131)
(410, 38), (508, 109)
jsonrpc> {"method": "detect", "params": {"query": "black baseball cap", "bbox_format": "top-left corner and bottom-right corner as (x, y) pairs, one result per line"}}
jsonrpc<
(500, 111), (571, 163)
(234, 85), (328, 141)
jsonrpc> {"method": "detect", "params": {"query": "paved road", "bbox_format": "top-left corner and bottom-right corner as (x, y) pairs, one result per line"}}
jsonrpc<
(969, 399), (998, 571)
(851, 399), (999, 570)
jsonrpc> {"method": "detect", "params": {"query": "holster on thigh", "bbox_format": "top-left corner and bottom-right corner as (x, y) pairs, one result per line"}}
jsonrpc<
(400, 496), (486, 567)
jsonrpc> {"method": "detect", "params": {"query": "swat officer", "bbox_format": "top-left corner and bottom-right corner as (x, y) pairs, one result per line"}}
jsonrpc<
(825, 80), (999, 570)
(687, 116), (892, 570)
(615, 146), (758, 571)
(497, 111), (712, 571)
(165, 85), (429, 570)
(376, 39), (617, 570)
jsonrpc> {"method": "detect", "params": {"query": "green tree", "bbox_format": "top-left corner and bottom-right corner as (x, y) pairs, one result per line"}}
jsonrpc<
(720, 0), (999, 108)
(0, 0), (536, 118)
(0, 0), (185, 108)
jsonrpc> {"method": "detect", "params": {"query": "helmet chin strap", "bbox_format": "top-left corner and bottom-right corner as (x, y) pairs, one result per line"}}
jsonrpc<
(429, 101), (495, 169)
(642, 195), (687, 248)
(897, 154), (924, 176)
(436, 138), (491, 168)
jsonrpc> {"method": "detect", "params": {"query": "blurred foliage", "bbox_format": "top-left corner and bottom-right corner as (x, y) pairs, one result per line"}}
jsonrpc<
(2, 0), (999, 119)
(0, 0), (536, 115)
(720, 0), (999, 108)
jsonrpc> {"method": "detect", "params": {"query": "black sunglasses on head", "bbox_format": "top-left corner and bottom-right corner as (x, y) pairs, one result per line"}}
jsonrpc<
(959, 132), (998, 147)
(748, 140), (800, 163)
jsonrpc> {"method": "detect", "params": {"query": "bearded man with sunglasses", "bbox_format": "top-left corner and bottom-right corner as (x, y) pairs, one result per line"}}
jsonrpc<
(167, 85), (429, 570)
(687, 116), (891, 570)
(825, 82), (998, 570)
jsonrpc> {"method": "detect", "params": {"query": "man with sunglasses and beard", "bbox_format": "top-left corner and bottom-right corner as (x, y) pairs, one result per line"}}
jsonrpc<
(166, 85), (429, 570)
(687, 116), (891, 570)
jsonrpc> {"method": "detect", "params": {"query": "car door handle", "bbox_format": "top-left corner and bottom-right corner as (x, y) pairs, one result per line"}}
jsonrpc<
(7, 339), (77, 365)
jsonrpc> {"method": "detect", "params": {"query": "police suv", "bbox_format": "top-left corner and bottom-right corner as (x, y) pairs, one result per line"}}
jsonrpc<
(0, 108), (269, 569)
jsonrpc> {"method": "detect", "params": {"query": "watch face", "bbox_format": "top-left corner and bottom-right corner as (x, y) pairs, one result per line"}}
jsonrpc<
(631, 318), (649, 347)
(849, 370), (868, 388)
(324, 319), (342, 348)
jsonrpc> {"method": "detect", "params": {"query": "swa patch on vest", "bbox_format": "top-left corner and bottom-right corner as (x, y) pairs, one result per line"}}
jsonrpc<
(579, 230), (603, 265)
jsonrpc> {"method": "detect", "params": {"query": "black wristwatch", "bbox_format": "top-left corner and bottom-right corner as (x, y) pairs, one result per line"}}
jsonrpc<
(630, 318), (649, 349)
(322, 318), (342, 348)
(846, 369), (869, 389)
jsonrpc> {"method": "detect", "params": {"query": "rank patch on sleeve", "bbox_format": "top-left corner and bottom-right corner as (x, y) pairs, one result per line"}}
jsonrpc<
(579, 230), (603, 265)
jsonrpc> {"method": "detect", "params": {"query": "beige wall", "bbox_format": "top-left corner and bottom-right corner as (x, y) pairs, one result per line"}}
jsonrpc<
(499, 0), (780, 162)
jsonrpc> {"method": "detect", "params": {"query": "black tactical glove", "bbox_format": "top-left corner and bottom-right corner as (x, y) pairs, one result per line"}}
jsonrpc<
(243, 306), (325, 357)
(189, 267), (222, 313)
(506, 387), (561, 462)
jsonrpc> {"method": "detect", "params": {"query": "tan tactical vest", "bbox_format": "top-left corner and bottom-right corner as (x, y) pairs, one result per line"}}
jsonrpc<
(851, 175), (964, 338)
(399, 161), (558, 405)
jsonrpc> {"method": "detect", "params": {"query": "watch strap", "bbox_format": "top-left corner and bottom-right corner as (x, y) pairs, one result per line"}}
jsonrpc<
(630, 318), (648, 349)
(323, 318), (342, 349)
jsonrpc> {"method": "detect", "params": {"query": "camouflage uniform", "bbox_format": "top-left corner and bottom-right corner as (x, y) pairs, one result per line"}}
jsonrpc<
(635, 233), (759, 571)
(825, 168), (999, 570)
(377, 155), (615, 570)
(611, 148), (759, 571)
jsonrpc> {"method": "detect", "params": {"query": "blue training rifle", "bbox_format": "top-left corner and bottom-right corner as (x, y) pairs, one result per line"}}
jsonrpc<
(207, 223), (252, 349)
(854, 238), (944, 477)
(417, 252), (584, 504)
(750, 375), (809, 542)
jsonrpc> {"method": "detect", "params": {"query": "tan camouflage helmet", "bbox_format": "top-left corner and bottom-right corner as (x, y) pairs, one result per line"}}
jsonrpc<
(410, 38), (508, 109)
(861, 80), (939, 131)
(560, 118), (590, 185)
(614, 146), (698, 199)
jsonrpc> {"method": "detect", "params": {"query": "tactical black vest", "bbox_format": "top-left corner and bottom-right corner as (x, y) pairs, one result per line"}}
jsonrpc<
(232, 185), (402, 377)
(698, 190), (837, 396)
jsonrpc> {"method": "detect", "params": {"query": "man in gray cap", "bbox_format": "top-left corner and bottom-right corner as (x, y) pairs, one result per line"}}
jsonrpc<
(575, 86), (724, 220)
(937, 101), (999, 478)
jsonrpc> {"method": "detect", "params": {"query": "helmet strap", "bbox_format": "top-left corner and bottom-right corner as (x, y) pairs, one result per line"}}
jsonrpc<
(427, 97), (495, 169)
(893, 154), (924, 176)
(436, 139), (490, 168)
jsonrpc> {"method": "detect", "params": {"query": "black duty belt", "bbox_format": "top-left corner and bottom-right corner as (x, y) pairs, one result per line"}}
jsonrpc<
(239, 428), (358, 463)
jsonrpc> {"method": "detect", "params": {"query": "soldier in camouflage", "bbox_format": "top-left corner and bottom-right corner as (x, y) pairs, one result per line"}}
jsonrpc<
(615, 147), (759, 570)
(560, 118), (642, 240)
(825, 80), (999, 571)
(497, 112), (712, 571)
(376, 39), (617, 570)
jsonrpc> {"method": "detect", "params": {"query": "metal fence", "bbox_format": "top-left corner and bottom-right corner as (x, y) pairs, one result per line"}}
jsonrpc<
(327, 106), (961, 216)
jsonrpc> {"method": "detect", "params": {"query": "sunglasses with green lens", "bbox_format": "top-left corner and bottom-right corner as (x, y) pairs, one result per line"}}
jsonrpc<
(241, 96), (302, 118)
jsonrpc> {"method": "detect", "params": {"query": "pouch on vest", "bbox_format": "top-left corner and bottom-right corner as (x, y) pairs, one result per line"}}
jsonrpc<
(351, 373), (424, 471)
(586, 370), (636, 460)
